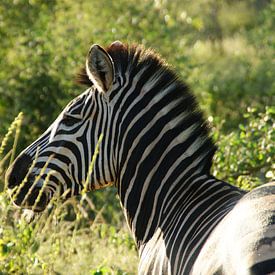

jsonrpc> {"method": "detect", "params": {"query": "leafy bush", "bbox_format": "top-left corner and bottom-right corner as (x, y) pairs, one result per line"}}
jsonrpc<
(213, 107), (275, 190)
(0, 0), (274, 149)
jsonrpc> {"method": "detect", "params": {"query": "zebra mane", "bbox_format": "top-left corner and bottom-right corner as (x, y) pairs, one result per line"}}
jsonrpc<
(75, 43), (165, 86)
(76, 42), (217, 173)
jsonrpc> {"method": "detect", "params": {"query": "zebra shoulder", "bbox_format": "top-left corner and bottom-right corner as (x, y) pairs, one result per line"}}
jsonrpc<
(192, 182), (275, 275)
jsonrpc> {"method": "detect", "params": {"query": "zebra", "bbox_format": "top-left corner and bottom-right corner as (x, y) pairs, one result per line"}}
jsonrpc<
(5, 41), (275, 274)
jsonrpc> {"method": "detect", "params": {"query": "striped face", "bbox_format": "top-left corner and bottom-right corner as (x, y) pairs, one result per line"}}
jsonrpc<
(6, 43), (118, 212)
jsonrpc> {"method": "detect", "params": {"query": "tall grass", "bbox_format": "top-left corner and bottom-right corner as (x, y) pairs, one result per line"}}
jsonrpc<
(0, 115), (138, 275)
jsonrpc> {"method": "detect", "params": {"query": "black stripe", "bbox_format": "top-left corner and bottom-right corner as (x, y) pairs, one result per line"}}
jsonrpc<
(35, 162), (71, 189)
(112, 67), (155, 157)
(94, 92), (104, 182)
(76, 121), (91, 181)
(41, 140), (83, 183)
(250, 259), (275, 274)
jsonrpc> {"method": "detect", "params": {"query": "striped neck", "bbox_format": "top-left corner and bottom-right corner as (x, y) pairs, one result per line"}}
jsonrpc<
(108, 64), (219, 246)
(118, 154), (243, 245)
(113, 102), (244, 270)
(108, 79), (244, 272)
(100, 45), (245, 273)
(97, 44), (244, 271)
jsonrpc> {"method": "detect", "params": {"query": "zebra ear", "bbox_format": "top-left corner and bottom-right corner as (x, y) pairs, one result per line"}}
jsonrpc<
(86, 44), (115, 93)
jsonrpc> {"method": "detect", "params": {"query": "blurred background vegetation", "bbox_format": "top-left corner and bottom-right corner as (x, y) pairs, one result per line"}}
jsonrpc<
(0, 0), (274, 274)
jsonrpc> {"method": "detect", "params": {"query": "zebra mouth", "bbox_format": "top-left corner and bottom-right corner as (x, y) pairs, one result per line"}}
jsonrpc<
(8, 179), (51, 213)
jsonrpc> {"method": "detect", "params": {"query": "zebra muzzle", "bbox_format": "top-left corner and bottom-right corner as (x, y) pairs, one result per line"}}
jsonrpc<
(7, 175), (50, 212)
(12, 186), (49, 212)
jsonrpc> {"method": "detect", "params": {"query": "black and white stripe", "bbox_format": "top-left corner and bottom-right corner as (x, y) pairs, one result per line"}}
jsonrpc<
(8, 42), (275, 274)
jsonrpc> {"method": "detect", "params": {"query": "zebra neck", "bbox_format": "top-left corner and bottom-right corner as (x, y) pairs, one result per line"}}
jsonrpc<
(118, 171), (244, 251)
(110, 65), (243, 255)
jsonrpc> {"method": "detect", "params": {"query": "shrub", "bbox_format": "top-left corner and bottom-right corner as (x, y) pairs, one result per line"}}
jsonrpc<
(213, 107), (275, 190)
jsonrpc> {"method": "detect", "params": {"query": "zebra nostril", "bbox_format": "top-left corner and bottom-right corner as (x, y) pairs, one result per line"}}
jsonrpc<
(5, 165), (17, 189)
(5, 153), (33, 189)
(6, 173), (17, 189)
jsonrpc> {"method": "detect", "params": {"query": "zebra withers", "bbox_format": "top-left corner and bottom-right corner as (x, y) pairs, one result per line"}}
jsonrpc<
(6, 41), (275, 274)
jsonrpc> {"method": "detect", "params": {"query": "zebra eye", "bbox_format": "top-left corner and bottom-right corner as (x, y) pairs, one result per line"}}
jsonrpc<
(62, 115), (81, 127)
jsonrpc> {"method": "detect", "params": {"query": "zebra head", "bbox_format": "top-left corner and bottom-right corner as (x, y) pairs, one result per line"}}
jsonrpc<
(6, 42), (123, 212)
(6, 41), (215, 214)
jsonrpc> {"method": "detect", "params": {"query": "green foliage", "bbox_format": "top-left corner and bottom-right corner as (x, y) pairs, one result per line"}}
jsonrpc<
(90, 266), (131, 275)
(213, 107), (275, 190)
(0, 0), (274, 150)
(0, 0), (274, 273)
(0, 189), (138, 274)
(0, 204), (45, 274)
(201, 56), (274, 129)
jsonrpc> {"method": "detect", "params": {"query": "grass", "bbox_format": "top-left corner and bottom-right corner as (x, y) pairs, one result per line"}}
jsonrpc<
(0, 191), (138, 274)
